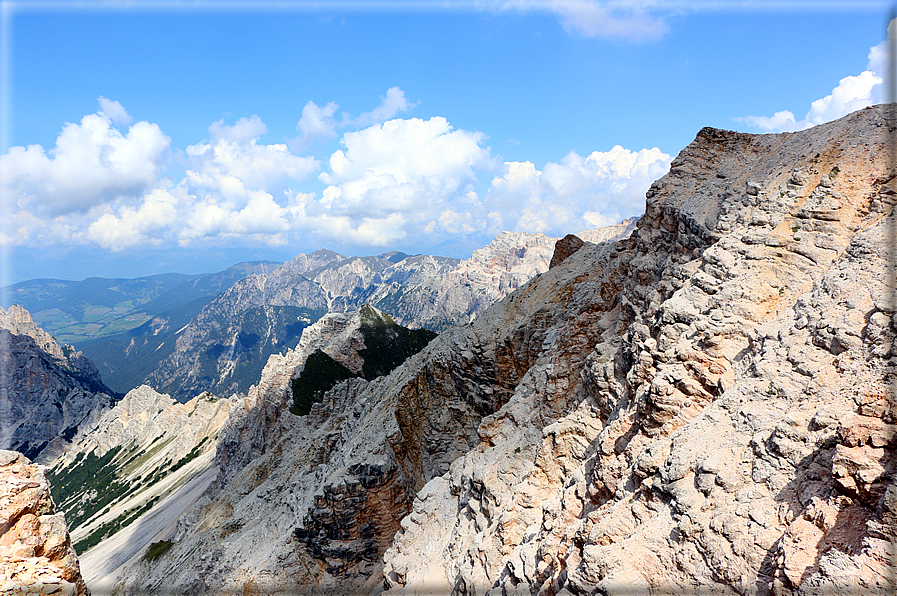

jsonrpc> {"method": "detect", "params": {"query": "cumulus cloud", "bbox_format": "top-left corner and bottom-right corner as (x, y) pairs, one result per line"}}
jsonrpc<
(736, 20), (892, 132)
(98, 96), (133, 126)
(291, 87), (417, 152)
(487, 145), (671, 235)
(353, 87), (417, 128)
(0, 105), (323, 251)
(293, 100), (340, 150)
(86, 187), (180, 249)
(2, 91), (669, 254)
(187, 116), (318, 197)
(0, 103), (169, 215)
(208, 114), (268, 143)
(314, 116), (492, 245)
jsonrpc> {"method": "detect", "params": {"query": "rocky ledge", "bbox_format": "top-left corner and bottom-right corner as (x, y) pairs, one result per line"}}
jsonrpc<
(0, 450), (86, 596)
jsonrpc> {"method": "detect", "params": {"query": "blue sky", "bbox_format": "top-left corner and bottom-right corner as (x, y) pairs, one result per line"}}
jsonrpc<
(0, 1), (893, 282)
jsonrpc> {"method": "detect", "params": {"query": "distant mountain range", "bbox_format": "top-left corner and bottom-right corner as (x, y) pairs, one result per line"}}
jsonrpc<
(1, 220), (638, 401)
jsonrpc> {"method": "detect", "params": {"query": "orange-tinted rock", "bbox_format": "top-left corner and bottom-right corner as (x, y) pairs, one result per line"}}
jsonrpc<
(549, 234), (586, 269)
(0, 450), (86, 596)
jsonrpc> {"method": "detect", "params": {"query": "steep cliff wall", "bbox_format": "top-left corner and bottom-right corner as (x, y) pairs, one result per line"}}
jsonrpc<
(385, 105), (897, 595)
(0, 306), (114, 463)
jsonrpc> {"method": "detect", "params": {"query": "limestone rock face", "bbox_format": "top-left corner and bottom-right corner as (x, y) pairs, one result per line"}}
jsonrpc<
(0, 306), (67, 362)
(0, 306), (105, 391)
(0, 307), (114, 463)
(0, 450), (86, 596)
(384, 105), (897, 595)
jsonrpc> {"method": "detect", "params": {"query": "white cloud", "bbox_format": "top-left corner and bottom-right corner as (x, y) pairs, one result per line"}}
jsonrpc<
(291, 87), (417, 151)
(1, 108), (321, 251)
(311, 116), (492, 245)
(2, 92), (670, 254)
(208, 114), (268, 143)
(86, 187), (180, 249)
(488, 145), (671, 235)
(187, 116), (318, 196)
(353, 87), (417, 127)
(736, 20), (891, 132)
(98, 96), (133, 126)
(293, 100), (340, 150)
(0, 102), (169, 215)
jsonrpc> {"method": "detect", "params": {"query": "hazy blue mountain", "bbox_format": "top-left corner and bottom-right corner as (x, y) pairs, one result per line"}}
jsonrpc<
(0, 261), (282, 345)
(6, 245), (295, 284)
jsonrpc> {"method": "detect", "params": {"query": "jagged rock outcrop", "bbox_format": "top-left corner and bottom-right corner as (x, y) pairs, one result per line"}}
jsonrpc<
(140, 226), (636, 402)
(0, 450), (86, 596)
(0, 306), (114, 463)
(214, 304), (435, 487)
(549, 234), (586, 268)
(384, 105), (897, 595)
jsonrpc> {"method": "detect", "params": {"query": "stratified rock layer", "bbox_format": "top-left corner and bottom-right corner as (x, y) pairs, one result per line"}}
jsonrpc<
(0, 450), (86, 596)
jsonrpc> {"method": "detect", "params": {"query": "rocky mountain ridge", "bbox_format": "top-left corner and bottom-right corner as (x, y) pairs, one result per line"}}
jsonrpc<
(383, 106), (897, 595)
(113, 105), (896, 595)
(44, 385), (231, 594)
(0, 306), (115, 463)
(137, 222), (636, 402)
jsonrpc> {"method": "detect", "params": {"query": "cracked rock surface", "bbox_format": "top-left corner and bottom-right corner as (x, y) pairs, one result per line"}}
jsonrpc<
(0, 450), (86, 596)
(384, 105), (897, 596)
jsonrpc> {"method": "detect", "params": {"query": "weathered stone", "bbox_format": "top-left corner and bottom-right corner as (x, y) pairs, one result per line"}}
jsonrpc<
(0, 452), (87, 596)
(549, 234), (586, 269)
